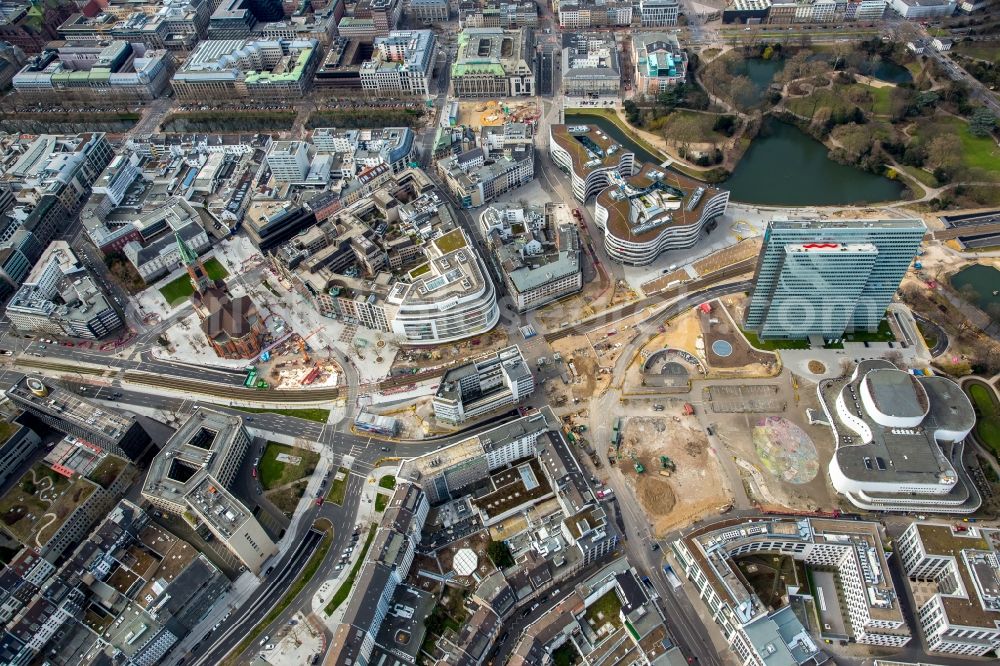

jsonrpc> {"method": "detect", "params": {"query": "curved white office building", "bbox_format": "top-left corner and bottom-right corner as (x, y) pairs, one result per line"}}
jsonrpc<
(594, 165), (729, 265)
(387, 229), (500, 344)
(549, 124), (636, 202)
(821, 360), (979, 513)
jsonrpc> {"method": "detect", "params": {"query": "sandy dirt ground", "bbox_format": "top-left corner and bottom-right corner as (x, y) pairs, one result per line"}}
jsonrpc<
(617, 415), (731, 536)
(698, 299), (777, 375)
(390, 328), (510, 373)
(368, 396), (436, 439)
(704, 374), (842, 512)
(455, 100), (541, 130)
(263, 611), (326, 666)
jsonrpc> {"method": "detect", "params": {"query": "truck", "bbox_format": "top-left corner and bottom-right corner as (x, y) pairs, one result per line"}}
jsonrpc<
(596, 488), (614, 500)
(663, 565), (683, 589)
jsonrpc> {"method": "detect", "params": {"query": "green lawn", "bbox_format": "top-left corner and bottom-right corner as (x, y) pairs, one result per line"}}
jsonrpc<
(916, 321), (938, 350)
(378, 475), (396, 490)
(232, 406), (330, 423)
(434, 229), (467, 253)
(584, 590), (623, 629)
(258, 442), (319, 490)
(225, 524), (332, 666)
(660, 110), (723, 145)
(952, 40), (1000, 63)
(326, 467), (351, 505)
(968, 383), (1000, 456)
(786, 84), (891, 118)
(325, 523), (377, 615)
(267, 479), (308, 516)
(374, 494), (388, 512)
(902, 165), (940, 189)
(0, 420), (18, 444)
(927, 116), (1000, 181)
(867, 85), (892, 116)
(158, 257), (229, 303)
(741, 328), (811, 350)
(844, 319), (895, 343)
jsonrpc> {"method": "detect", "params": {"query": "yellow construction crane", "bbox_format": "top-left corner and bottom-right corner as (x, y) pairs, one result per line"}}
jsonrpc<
(297, 327), (322, 363)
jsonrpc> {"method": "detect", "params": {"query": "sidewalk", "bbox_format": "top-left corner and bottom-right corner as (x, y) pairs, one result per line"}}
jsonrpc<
(311, 464), (400, 629)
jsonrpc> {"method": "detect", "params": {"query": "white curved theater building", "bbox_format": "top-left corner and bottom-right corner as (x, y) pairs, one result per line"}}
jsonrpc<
(821, 360), (979, 513)
(549, 124), (636, 202)
(594, 165), (729, 265)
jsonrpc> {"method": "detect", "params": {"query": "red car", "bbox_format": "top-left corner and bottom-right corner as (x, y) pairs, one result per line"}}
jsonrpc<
(315, 497), (324, 507)
(251, 468), (257, 479)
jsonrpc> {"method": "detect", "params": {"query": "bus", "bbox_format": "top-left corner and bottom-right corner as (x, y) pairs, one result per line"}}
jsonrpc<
(244, 366), (257, 388)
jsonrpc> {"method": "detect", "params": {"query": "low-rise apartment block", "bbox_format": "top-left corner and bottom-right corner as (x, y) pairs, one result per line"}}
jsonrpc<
(407, 411), (619, 559)
(171, 37), (319, 100)
(558, 0), (633, 28)
(360, 29), (436, 97)
(896, 522), (1000, 656)
(0, 499), (229, 665)
(409, 0), (450, 22)
(336, 0), (403, 40)
(142, 409), (277, 573)
(6, 376), (151, 460)
(562, 33), (620, 97)
(327, 483), (429, 665)
(57, 0), (211, 51)
(451, 27), (535, 97)
(438, 143), (534, 208)
(0, 133), (114, 260)
(673, 516), (910, 656)
(0, 437), (135, 562)
(5, 241), (123, 339)
(632, 33), (688, 94)
(272, 168), (500, 344)
(722, 0), (887, 24)
(81, 150), (217, 283)
(438, 122), (534, 208)
(509, 558), (683, 666)
(639, 0), (680, 25)
(480, 203), (582, 311)
(433, 345), (534, 424)
(314, 127), (414, 173)
(458, 0), (538, 28)
(13, 41), (174, 101)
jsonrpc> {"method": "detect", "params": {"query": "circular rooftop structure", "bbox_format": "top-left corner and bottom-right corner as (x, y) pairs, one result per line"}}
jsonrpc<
(453, 548), (478, 577)
(25, 377), (47, 397)
(861, 368), (929, 428)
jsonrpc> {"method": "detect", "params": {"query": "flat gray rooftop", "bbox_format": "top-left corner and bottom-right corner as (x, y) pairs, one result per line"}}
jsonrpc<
(866, 369), (926, 418)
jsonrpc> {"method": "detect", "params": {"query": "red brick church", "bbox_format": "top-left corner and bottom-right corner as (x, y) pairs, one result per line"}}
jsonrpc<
(177, 233), (264, 360)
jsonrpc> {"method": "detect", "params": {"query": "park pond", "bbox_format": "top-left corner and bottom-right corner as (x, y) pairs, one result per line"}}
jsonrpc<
(564, 112), (908, 207)
(951, 264), (1000, 317)
(722, 117), (907, 206)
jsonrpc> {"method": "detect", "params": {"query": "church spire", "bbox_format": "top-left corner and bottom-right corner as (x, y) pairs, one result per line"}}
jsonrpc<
(175, 231), (199, 266)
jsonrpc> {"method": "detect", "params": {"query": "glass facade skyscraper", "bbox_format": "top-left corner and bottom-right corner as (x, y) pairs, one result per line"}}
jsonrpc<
(744, 218), (926, 340)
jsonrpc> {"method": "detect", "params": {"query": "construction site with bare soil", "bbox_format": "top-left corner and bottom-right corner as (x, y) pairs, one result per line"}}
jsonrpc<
(612, 413), (732, 537)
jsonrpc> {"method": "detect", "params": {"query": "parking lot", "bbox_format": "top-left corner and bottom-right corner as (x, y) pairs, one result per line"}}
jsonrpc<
(704, 384), (785, 413)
